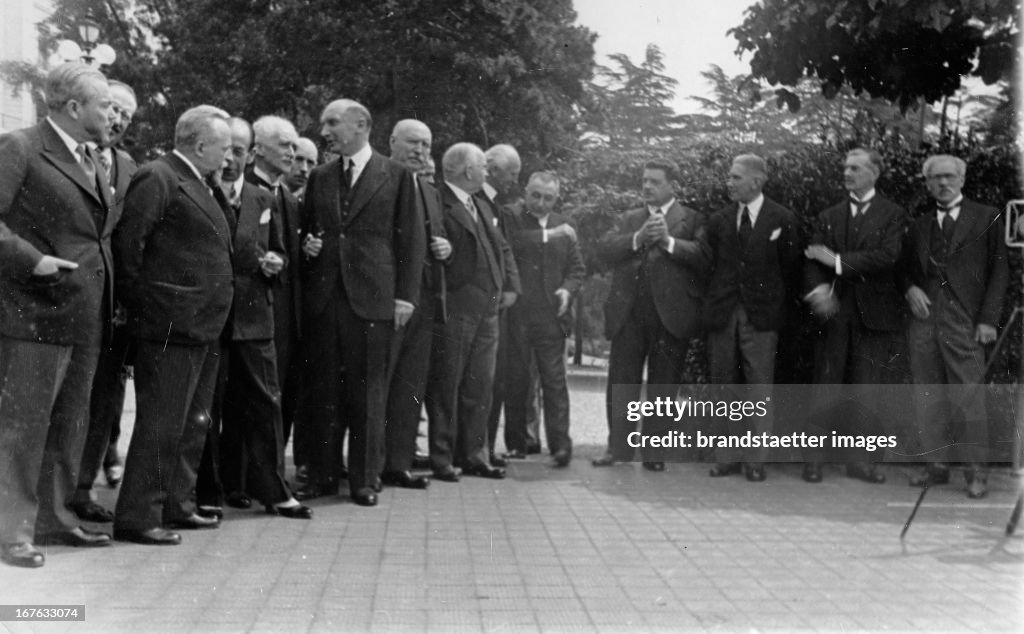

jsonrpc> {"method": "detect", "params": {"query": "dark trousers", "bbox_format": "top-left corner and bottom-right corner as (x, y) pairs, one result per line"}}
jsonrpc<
(605, 296), (689, 462)
(706, 306), (777, 464)
(73, 324), (130, 504)
(198, 339), (291, 507)
(300, 291), (390, 494)
(507, 312), (571, 456)
(804, 293), (906, 464)
(275, 315), (301, 462)
(427, 289), (499, 470)
(384, 292), (438, 472)
(909, 282), (989, 466)
(487, 310), (541, 454)
(114, 341), (220, 531)
(0, 337), (98, 543)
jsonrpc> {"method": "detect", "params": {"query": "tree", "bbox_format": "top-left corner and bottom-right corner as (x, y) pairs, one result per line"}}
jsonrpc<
(10, 0), (597, 160)
(585, 44), (685, 147)
(729, 0), (1020, 112)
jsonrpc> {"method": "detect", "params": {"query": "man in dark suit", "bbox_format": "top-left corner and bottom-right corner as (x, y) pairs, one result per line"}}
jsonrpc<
(0, 63), (116, 568)
(69, 79), (138, 523)
(504, 171), (585, 467)
(244, 116), (305, 501)
(299, 99), (425, 506)
(594, 159), (709, 470)
(381, 119), (452, 490)
(802, 148), (909, 484)
(704, 154), (800, 482)
(902, 155), (1008, 498)
(195, 117), (313, 520)
(112, 105), (234, 545)
(426, 142), (521, 482)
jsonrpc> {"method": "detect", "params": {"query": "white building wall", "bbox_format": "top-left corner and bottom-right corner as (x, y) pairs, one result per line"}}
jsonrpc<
(1, 0), (52, 132)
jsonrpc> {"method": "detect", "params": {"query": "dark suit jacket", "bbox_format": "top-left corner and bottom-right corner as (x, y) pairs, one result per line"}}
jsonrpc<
(113, 152), (234, 345)
(0, 120), (112, 345)
(300, 151), (425, 321)
(418, 176), (448, 321)
(228, 183), (282, 341)
(901, 198), (1008, 327)
(703, 197), (801, 332)
(599, 201), (709, 341)
(439, 184), (521, 315)
(107, 148), (137, 217)
(245, 166), (302, 340)
(804, 194), (908, 332)
(505, 210), (585, 335)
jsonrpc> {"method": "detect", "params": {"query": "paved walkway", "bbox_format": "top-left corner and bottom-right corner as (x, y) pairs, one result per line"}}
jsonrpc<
(1, 371), (1021, 633)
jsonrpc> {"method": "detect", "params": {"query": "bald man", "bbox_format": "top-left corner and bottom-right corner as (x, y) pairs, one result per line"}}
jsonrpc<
(298, 100), (425, 506)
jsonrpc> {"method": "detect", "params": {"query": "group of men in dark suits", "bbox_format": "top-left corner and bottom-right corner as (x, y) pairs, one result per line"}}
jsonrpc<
(593, 150), (1008, 499)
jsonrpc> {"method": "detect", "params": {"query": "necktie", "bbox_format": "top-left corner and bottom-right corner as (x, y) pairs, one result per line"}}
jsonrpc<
(850, 198), (869, 217)
(342, 158), (353, 191)
(939, 208), (956, 242)
(77, 144), (100, 197)
(738, 205), (752, 251)
(465, 196), (479, 223)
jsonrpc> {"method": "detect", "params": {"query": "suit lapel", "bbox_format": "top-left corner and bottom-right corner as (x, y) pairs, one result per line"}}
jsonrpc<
(39, 122), (106, 211)
(916, 214), (932, 272)
(344, 152), (388, 227)
(444, 185), (478, 236)
(166, 154), (232, 250)
(948, 201), (977, 251)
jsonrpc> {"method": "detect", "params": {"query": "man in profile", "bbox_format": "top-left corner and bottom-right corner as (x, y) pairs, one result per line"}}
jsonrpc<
(285, 136), (318, 202)
(0, 62), (116, 567)
(113, 105), (234, 545)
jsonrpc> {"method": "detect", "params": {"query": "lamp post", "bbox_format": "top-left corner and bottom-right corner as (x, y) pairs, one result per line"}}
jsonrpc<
(54, 18), (116, 68)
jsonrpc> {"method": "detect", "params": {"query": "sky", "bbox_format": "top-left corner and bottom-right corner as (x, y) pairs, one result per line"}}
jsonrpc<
(573, 0), (757, 114)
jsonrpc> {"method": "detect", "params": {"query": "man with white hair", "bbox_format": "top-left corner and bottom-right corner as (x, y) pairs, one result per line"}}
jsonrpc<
(0, 62), (115, 567)
(245, 116), (305, 501)
(112, 105), (234, 545)
(902, 154), (1008, 498)
(299, 99), (425, 506)
(425, 142), (520, 481)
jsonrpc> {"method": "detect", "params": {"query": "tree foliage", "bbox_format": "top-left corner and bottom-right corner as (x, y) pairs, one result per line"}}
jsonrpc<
(19, 0), (597, 159)
(729, 0), (1021, 112)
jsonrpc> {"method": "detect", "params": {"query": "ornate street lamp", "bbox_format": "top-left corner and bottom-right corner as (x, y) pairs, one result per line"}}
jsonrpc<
(54, 18), (116, 68)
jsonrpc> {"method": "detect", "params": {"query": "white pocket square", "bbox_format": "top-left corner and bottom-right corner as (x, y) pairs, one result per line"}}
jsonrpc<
(259, 208), (272, 225)
(769, 227), (781, 241)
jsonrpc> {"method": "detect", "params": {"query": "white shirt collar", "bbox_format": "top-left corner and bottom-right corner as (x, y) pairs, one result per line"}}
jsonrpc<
(171, 149), (205, 182)
(46, 117), (81, 158)
(482, 181), (498, 203)
(648, 198), (675, 216)
(445, 182), (475, 207)
(737, 193), (765, 228)
(342, 144), (373, 184)
(937, 194), (963, 221)
(254, 165), (281, 188)
(531, 212), (549, 228)
(229, 176), (245, 199)
(850, 188), (876, 204)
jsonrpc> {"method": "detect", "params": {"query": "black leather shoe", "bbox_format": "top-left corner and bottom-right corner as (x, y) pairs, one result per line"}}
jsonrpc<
(432, 466), (460, 482)
(352, 488), (378, 507)
(709, 462), (742, 478)
(1, 542), (44, 568)
(266, 504), (313, 519)
(909, 465), (950, 487)
(489, 453), (508, 468)
(552, 449), (571, 468)
(642, 461), (665, 472)
(847, 463), (885, 484)
(371, 477), (383, 493)
(503, 449), (527, 460)
(36, 526), (111, 548)
(802, 463), (823, 483)
(462, 462), (506, 479)
(113, 527), (181, 546)
(411, 453), (431, 470)
(165, 513), (220, 530)
(225, 491), (252, 509)
(71, 501), (114, 523)
(197, 506), (224, 520)
(381, 470), (430, 489)
(745, 463), (767, 482)
(293, 484), (322, 501)
(591, 454), (617, 467)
